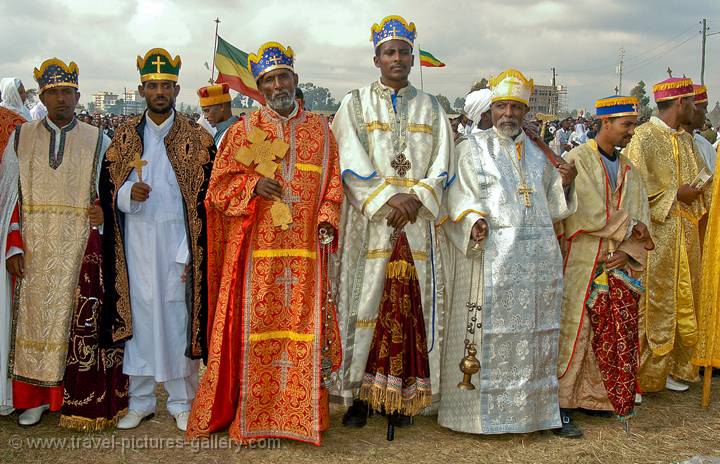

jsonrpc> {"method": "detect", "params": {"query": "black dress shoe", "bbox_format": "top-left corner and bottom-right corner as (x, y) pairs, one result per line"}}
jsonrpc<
(342, 399), (370, 427)
(392, 413), (413, 428)
(579, 408), (613, 418)
(552, 412), (583, 438)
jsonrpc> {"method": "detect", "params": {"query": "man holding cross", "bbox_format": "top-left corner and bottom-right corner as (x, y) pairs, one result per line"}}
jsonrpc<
(186, 41), (343, 445)
(99, 48), (215, 431)
(438, 68), (576, 435)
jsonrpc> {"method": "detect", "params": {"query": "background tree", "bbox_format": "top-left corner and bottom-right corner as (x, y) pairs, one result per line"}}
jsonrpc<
(435, 94), (452, 113)
(630, 81), (653, 120)
(298, 82), (339, 111)
(470, 78), (489, 92)
(453, 97), (465, 110)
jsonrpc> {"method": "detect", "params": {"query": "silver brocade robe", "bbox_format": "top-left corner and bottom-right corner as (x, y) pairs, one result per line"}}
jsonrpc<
(330, 81), (454, 404)
(438, 128), (576, 433)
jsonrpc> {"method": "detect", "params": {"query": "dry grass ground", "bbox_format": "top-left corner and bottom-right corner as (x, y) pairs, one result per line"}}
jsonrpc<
(2, 378), (720, 464)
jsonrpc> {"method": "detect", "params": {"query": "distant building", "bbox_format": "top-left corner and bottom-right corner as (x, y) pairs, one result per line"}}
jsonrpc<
(529, 84), (563, 116)
(122, 89), (145, 115)
(92, 92), (119, 112)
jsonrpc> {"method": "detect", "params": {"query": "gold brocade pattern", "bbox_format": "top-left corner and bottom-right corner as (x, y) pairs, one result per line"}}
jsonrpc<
(105, 113), (214, 356)
(625, 118), (706, 391)
(11, 120), (101, 385)
(695, 163), (720, 367)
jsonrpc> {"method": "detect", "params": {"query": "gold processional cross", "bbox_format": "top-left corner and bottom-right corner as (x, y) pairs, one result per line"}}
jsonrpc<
(151, 57), (166, 74)
(235, 127), (292, 230)
(129, 153), (148, 183)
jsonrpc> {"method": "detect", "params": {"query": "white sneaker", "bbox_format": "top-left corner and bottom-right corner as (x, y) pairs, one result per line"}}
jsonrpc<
(0, 405), (15, 416)
(635, 393), (642, 405)
(666, 377), (690, 392)
(117, 410), (154, 430)
(173, 411), (190, 431)
(18, 404), (49, 426)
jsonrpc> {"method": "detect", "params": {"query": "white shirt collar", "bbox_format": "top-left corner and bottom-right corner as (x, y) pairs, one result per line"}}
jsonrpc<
(145, 110), (175, 133)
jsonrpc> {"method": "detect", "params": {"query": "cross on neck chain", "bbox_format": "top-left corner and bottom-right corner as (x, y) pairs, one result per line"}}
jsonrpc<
(503, 138), (534, 208)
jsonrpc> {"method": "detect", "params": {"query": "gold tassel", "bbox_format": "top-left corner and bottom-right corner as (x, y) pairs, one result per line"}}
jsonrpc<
(385, 260), (417, 279)
(358, 384), (432, 417)
(59, 408), (127, 432)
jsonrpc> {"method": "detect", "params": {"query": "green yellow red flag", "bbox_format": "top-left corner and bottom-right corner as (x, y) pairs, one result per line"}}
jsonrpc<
(214, 36), (265, 104)
(419, 49), (445, 68)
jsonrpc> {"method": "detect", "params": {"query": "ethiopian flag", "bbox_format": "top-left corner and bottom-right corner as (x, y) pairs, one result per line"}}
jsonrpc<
(419, 50), (445, 68)
(214, 36), (265, 104)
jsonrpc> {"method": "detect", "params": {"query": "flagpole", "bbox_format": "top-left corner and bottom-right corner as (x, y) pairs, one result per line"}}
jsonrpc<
(210, 17), (220, 83)
(418, 47), (424, 91)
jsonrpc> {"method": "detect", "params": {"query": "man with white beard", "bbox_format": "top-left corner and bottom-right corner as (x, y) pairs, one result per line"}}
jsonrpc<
(439, 68), (577, 435)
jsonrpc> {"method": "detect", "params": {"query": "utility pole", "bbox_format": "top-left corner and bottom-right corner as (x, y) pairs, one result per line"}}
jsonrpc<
(616, 47), (625, 95)
(701, 18), (708, 84)
(702, 19), (720, 84)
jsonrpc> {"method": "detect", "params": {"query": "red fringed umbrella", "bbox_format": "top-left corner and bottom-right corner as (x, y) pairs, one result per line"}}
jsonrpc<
(358, 230), (431, 439)
(586, 267), (644, 419)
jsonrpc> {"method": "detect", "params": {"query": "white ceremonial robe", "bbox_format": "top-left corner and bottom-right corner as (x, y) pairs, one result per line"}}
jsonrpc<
(331, 80), (454, 405)
(0, 149), (17, 409)
(695, 132), (717, 173)
(438, 128), (576, 434)
(118, 112), (198, 383)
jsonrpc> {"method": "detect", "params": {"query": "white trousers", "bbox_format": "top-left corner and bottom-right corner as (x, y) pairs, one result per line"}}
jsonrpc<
(128, 373), (198, 416)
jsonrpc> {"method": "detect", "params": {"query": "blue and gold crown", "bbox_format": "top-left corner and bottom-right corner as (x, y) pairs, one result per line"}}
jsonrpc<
(370, 15), (417, 49)
(248, 42), (295, 81)
(33, 58), (79, 93)
(595, 96), (639, 119)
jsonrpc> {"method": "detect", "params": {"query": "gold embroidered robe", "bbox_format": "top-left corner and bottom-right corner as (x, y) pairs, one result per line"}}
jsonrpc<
(625, 116), (707, 391)
(11, 119), (104, 385)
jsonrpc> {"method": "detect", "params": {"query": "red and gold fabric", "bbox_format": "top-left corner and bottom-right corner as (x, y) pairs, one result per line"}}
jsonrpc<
(187, 105), (343, 445)
(358, 231), (431, 416)
(0, 106), (25, 163)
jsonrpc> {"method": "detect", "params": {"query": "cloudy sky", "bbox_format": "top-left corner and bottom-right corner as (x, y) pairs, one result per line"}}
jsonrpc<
(2, 0), (719, 111)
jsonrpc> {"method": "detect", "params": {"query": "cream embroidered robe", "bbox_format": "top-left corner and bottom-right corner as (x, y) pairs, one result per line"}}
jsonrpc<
(330, 81), (453, 404)
(10, 119), (105, 385)
(557, 140), (649, 410)
(438, 128), (576, 434)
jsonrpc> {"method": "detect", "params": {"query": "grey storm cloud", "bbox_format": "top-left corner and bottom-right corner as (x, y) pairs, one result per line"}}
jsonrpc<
(1, 0), (718, 111)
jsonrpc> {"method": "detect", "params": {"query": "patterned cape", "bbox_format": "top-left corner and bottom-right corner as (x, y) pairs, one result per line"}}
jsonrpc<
(99, 112), (215, 358)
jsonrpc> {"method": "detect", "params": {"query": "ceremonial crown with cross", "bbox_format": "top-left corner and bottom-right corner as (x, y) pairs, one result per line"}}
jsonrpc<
(248, 42), (295, 81)
(652, 71), (694, 103)
(197, 83), (232, 107)
(595, 96), (639, 119)
(371, 15), (416, 50)
(489, 68), (534, 106)
(34, 58), (79, 94)
(694, 84), (709, 104)
(136, 48), (182, 83)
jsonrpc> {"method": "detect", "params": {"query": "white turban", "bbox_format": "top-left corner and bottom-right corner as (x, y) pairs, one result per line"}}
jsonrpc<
(0, 77), (31, 121)
(463, 89), (492, 128)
